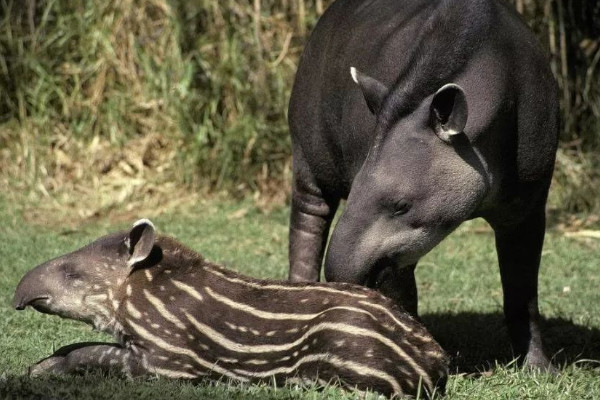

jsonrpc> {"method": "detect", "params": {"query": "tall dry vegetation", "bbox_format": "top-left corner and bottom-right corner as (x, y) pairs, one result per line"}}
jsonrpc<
(0, 0), (323, 218)
(0, 0), (598, 219)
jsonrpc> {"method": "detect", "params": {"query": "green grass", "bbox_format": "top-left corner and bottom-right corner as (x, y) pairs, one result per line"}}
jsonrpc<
(1, 196), (599, 399)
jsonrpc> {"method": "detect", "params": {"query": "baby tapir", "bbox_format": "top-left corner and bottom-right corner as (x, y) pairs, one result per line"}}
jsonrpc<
(13, 219), (448, 398)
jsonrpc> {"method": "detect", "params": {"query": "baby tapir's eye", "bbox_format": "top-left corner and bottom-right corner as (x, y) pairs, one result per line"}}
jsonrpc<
(66, 272), (81, 280)
(61, 264), (82, 280)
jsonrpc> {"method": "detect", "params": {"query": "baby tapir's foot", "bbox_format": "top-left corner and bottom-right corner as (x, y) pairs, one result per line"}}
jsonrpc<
(28, 356), (67, 377)
(27, 342), (142, 378)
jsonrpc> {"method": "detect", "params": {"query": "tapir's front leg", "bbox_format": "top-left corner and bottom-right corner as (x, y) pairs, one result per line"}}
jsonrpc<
(28, 342), (145, 377)
(289, 151), (339, 282)
(493, 207), (553, 371)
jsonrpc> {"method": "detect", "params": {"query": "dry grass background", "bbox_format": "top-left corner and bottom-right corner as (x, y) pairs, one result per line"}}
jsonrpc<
(0, 0), (598, 226)
(0, 0), (308, 224)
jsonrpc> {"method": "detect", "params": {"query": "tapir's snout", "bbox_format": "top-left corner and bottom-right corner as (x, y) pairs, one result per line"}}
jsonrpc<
(14, 294), (52, 312)
(325, 201), (438, 288)
(13, 294), (31, 310)
(13, 264), (54, 312)
(324, 214), (373, 286)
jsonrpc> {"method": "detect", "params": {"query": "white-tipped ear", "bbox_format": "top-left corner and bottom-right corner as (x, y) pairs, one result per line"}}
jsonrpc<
(350, 67), (359, 84)
(430, 83), (468, 143)
(133, 218), (155, 230)
(127, 219), (156, 268)
(350, 66), (389, 115)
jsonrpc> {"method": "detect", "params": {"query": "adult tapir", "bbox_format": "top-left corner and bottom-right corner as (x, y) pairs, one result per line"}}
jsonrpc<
(287, 0), (558, 369)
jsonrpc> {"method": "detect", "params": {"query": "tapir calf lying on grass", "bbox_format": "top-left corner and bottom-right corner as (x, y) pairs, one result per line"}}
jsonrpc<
(13, 219), (448, 398)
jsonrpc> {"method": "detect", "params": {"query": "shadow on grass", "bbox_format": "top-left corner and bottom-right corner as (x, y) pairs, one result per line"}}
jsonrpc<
(0, 373), (277, 400)
(422, 312), (600, 373)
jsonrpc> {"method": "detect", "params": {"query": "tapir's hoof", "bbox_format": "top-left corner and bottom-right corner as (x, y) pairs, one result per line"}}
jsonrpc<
(524, 351), (558, 374)
(28, 356), (66, 377)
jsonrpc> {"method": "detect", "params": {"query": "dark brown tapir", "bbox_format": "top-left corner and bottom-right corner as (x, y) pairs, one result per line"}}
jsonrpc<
(287, 0), (559, 369)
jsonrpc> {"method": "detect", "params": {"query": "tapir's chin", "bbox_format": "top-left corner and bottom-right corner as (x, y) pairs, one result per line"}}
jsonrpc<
(386, 248), (422, 265)
(18, 297), (72, 319)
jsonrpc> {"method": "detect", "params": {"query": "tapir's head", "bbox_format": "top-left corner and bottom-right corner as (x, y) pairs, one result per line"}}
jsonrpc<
(325, 68), (488, 285)
(13, 219), (157, 331)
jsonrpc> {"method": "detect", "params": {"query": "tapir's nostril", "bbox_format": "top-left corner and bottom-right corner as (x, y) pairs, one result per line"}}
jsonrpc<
(14, 297), (27, 310)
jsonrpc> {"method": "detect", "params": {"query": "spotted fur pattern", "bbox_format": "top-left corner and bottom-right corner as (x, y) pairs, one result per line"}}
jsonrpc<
(14, 221), (448, 398)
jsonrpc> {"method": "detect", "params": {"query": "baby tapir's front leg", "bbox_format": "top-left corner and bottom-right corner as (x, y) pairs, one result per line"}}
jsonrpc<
(28, 342), (145, 378)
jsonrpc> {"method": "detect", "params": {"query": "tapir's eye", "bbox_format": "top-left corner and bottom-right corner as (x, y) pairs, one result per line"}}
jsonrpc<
(61, 264), (82, 280)
(393, 199), (411, 216)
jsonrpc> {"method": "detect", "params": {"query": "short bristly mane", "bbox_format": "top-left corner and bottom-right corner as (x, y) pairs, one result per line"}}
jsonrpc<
(377, 0), (494, 133)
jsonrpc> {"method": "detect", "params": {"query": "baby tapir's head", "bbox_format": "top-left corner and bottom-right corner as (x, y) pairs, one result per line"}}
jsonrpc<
(13, 219), (158, 330)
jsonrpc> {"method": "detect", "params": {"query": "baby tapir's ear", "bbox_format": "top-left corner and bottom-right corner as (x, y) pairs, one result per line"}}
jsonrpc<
(127, 219), (156, 268)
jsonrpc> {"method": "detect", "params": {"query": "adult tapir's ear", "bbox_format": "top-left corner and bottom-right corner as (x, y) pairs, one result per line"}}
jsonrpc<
(350, 67), (389, 115)
(127, 219), (156, 268)
(430, 83), (468, 143)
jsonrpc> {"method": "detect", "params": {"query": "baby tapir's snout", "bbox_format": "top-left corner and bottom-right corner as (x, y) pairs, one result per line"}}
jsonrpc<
(14, 219), (448, 398)
(14, 264), (53, 312)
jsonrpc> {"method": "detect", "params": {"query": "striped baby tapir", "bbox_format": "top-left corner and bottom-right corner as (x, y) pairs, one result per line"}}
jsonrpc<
(13, 219), (448, 398)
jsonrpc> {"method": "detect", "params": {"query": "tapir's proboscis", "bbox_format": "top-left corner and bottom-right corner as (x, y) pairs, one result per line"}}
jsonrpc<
(288, 0), (558, 369)
(13, 219), (448, 398)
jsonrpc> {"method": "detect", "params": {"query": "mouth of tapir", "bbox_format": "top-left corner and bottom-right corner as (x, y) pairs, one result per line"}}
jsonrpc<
(15, 296), (53, 314)
(365, 257), (396, 287)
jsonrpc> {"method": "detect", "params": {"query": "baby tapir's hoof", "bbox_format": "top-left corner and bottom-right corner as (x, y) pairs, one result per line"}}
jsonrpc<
(14, 219), (448, 398)
(27, 342), (132, 378)
(28, 356), (66, 378)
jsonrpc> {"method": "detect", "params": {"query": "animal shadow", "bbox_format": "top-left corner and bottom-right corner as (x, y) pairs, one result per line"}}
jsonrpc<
(421, 311), (600, 373)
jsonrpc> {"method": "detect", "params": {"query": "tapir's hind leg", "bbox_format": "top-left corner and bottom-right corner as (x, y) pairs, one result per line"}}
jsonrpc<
(288, 151), (339, 282)
(492, 205), (553, 370)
